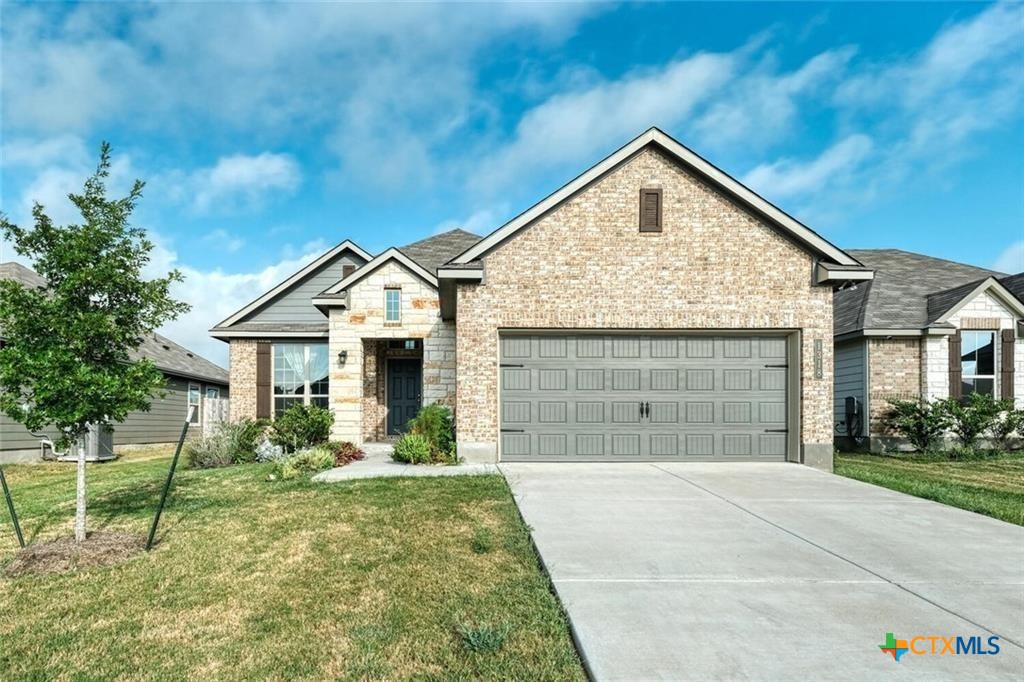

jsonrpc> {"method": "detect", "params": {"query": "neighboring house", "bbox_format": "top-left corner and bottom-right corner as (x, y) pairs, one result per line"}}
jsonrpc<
(833, 250), (1024, 451)
(213, 127), (873, 470)
(0, 262), (229, 463)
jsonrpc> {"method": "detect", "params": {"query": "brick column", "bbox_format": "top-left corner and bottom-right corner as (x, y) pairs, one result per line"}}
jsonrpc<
(229, 340), (257, 421)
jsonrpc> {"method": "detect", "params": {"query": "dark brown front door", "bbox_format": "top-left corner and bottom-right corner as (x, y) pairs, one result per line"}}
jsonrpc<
(387, 359), (422, 435)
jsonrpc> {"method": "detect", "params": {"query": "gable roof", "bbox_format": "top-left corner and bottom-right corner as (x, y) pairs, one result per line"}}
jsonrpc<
(834, 249), (1016, 337)
(399, 229), (481, 275)
(313, 229), (481, 308)
(449, 127), (863, 268)
(0, 262), (228, 384)
(214, 239), (371, 329)
(1001, 272), (1024, 301)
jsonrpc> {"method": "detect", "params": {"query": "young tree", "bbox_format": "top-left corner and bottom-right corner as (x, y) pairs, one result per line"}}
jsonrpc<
(0, 143), (188, 542)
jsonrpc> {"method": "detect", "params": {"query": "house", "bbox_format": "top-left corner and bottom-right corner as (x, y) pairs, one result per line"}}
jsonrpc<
(833, 250), (1024, 451)
(0, 262), (229, 463)
(212, 127), (873, 470)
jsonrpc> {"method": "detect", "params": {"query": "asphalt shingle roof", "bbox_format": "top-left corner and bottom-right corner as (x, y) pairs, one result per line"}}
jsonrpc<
(834, 249), (1006, 336)
(0, 262), (228, 384)
(398, 229), (481, 275)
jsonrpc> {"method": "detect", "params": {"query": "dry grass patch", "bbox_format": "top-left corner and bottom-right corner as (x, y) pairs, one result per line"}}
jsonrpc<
(3, 531), (145, 577)
(0, 448), (584, 680)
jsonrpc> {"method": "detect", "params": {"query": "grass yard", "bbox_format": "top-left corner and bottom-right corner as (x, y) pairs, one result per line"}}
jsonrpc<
(835, 451), (1024, 526)
(0, 448), (584, 680)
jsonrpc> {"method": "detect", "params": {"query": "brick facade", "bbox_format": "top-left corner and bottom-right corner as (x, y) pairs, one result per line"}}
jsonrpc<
(867, 338), (922, 436)
(229, 339), (258, 421)
(455, 147), (834, 461)
(328, 260), (456, 442)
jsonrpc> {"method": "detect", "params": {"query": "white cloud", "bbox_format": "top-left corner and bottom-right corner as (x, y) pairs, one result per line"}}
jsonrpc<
(433, 205), (510, 236)
(201, 229), (245, 254)
(742, 134), (874, 199)
(146, 234), (329, 366)
(188, 153), (302, 213)
(993, 241), (1024, 274)
(474, 52), (737, 191)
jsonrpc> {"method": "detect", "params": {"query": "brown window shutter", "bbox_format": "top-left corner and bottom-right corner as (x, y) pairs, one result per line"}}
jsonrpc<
(639, 188), (662, 232)
(342, 264), (355, 279)
(948, 331), (962, 400)
(256, 342), (271, 418)
(1001, 329), (1015, 400)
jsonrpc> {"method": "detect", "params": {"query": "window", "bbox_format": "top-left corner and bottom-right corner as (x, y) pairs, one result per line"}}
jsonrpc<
(960, 330), (995, 396)
(384, 288), (401, 323)
(188, 383), (201, 424)
(273, 343), (329, 417)
(206, 387), (220, 399)
(387, 339), (421, 350)
(639, 188), (662, 232)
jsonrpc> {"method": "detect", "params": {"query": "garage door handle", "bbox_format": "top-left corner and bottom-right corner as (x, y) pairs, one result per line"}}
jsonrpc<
(764, 429), (788, 433)
(501, 428), (525, 433)
(500, 363), (524, 368)
(764, 364), (788, 368)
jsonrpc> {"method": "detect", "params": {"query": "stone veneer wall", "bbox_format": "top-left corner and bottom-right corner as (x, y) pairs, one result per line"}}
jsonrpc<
(867, 338), (922, 436)
(455, 146), (834, 464)
(229, 339), (257, 421)
(329, 260), (456, 443)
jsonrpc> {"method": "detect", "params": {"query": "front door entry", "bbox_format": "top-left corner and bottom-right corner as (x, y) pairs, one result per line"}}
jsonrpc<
(387, 358), (422, 435)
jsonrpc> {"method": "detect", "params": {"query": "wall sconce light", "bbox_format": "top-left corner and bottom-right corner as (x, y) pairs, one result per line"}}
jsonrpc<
(337, 350), (348, 366)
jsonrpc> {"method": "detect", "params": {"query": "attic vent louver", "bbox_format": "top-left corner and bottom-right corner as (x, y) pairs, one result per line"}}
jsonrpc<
(162, 344), (170, 350)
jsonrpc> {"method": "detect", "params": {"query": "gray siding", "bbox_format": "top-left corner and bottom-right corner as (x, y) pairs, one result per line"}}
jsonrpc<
(833, 339), (867, 438)
(245, 252), (367, 324)
(1, 374), (229, 454)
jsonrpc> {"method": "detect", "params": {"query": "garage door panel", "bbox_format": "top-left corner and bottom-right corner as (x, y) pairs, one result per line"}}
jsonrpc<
(499, 333), (789, 461)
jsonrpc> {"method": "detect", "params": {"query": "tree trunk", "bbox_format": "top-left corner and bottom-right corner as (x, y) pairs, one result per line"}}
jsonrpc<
(75, 437), (87, 542)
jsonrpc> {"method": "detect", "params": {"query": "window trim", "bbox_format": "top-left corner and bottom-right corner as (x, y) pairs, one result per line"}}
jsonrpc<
(384, 287), (402, 323)
(271, 343), (330, 418)
(187, 382), (201, 424)
(639, 187), (663, 233)
(960, 329), (996, 397)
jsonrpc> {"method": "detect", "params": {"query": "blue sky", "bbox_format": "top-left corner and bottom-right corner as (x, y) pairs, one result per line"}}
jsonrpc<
(2, 2), (1022, 366)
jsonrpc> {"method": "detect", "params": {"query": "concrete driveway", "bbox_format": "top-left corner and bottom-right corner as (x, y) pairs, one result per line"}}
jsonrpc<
(501, 462), (1024, 681)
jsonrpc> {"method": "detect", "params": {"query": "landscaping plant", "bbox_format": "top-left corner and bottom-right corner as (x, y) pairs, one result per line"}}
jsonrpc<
(185, 433), (233, 470)
(392, 433), (433, 464)
(938, 393), (1006, 449)
(0, 143), (188, 542)
(255, 438), (286, 463)
(269, 404), (333, 453)
(884, 399), (949, 452)
(406, 404), (455, 461)
(272, 447), (334, 480)
(326, 441), (365, 467)
(990, 406), (1023, 451)
(224, 418), (269, 463)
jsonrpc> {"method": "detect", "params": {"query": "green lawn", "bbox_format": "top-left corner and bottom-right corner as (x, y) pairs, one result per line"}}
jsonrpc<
(0, 449), (584, 680)
(835, 451), (1024, 526)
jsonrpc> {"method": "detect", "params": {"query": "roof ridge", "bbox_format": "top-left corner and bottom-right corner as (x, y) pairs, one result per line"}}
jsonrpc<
(848, 248), (1004, 275)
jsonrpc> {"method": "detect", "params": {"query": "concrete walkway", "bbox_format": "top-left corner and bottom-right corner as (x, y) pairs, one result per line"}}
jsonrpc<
(313, 443), (499, 482)
(501, 462), (1024, 681)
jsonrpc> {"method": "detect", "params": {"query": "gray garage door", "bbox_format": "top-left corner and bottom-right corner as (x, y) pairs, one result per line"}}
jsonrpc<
(499, 333), (790, 461)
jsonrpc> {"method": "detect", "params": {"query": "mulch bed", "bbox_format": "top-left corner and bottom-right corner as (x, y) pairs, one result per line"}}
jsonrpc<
(3, 532), (146, 577)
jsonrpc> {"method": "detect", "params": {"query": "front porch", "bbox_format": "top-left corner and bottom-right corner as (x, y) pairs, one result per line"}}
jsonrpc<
(360, 338), (425, 442)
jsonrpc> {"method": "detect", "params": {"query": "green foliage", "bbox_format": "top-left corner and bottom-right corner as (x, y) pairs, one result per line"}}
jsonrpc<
(185, 433), (234, 470)
(0, 142), (188, 446)
(272, 447), (335, 480)
(471, 527), (494, 554)
(185, 419), (269, 469)
(326, 440), (365, 467)
(391, 433), (433, 464)
(222, 418), (269, 464)
(269, 404), (333, 453)
(937, 393), (1007, 449)
(990, 407), (1024, 451)
(406, 404), (456, 463)
(457, 623), (511, 654)
(885, 399), (949, 452)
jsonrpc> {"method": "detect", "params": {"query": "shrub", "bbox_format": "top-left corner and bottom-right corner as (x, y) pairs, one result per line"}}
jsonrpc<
(269, 404), (333, 453)
(255, 438), (286, 463)
(185, 433), (232, 469)
(457, 623), (511, 654)
(885, 399), (948, 452)
(406, 404), (456, 463)
(938, 393), (1006, 449)
(221, 418), (269, 463)
(272, 446), (334, 480)
(392, 433), (432, 464)
(990, 407), (1024, 451)
(327, 440), (365, 467)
